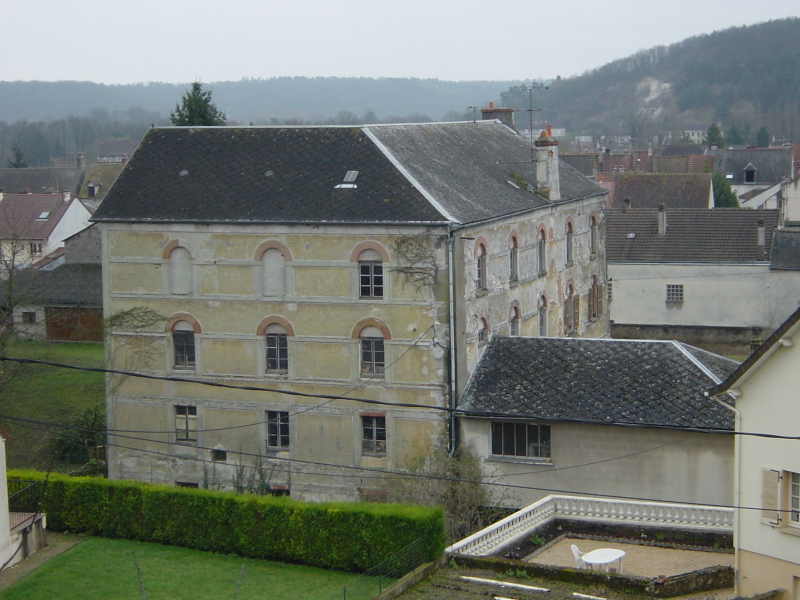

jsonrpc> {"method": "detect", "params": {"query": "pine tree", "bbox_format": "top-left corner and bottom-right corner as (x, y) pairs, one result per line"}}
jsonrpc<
(6, 144), (27, 168)
(703, 123), (725, 149)
(712, 172), (739, 207)
(170, 82), (226, 126)
(756, 126), (771, 148)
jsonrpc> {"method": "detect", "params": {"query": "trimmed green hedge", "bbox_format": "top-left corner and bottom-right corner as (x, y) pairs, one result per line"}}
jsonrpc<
(8, 470), (445, 572)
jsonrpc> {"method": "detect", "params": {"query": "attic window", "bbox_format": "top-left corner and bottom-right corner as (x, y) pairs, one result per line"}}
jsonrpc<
(626, 233), (636, 239)
(335, 171), (359, 189)
(743, 164), (757, 184)
(37, 211), (51, 220)
(726, 174), (734, 180)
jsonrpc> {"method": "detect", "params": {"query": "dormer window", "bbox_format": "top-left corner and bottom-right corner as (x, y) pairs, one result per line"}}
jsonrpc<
(743, 163), (757, 184)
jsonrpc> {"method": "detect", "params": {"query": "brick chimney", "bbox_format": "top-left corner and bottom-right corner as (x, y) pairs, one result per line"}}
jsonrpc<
(481, 102), (517, 131)
(534, 125), (561, 200)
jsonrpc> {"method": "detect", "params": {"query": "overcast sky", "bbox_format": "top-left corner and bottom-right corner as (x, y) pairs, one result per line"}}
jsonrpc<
(4, 1), (798, 84)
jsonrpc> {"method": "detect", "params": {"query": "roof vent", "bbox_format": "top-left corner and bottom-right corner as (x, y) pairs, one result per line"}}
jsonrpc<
(265, 170), (274, 178)
(179, 170), (189, 177)
(627, 233), (636, 239)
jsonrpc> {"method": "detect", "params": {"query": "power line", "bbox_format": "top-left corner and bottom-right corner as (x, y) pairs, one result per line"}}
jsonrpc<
(0, 412), (792, 515)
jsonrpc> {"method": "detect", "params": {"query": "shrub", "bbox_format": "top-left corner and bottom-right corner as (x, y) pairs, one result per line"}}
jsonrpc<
(8, 470), (445, 572)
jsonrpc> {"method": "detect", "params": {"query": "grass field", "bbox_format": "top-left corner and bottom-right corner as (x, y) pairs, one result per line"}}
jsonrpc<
(0, 341), (105, 470)
(0, 538), (367, 600)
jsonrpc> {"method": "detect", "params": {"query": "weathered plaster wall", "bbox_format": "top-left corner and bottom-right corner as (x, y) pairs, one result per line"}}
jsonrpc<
(102, 222), (451, 501)
(459, 419), (733, 508)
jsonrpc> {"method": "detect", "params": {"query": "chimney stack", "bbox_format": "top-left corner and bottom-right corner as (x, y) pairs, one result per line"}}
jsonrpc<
(481, 101), (517, 131)
(533, 128), (561, 201)
(658, 204), (667, 235)
(757, 219), (766, 260)
(77, 153), (86, 169)
(63, 191), (71, 203)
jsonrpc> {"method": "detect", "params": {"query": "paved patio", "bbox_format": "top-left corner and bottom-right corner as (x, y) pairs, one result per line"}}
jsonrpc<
(529, 537), (734, 579)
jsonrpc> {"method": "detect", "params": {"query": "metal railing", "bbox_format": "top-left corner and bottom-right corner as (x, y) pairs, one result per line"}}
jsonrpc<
(7, 480), (40, 513)
(447, 494), (734, 557)
(327, 537), (428, 600)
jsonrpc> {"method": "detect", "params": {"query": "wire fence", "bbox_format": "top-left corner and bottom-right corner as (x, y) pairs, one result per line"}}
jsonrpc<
(326, 537), (429, 600)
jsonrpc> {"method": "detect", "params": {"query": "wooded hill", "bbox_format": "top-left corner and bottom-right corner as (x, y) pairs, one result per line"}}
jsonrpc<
(504, 17), (800, 143)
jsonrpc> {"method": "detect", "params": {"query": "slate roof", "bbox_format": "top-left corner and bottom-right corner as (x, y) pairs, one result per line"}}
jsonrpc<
(606, 208), (779, 263)
(557, 153), (597, 177)
(610, 173), (712, 209)
(458, 337), (738, 430)
(92, 123), (607, 226)
(660, 144), (706, 156)
(714, 148), (793, 185)
(0, 194), (73, 240)
(13, 263), (102, 306)
(769, 228), (800, 270)
(0, 168), (83, 195)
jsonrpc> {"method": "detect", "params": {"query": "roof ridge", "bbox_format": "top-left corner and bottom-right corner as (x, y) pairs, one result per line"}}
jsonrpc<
(671, 341), (723, 385)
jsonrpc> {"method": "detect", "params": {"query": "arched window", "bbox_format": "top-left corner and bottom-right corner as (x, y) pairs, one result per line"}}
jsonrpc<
(169, 247), (192, 295)
(172, 320), (196, 368)
(509, 236), (519, 282)
(590, 216), (598, 257)
(509, 306), (520, 336)
(565, 221), (574, 266)
(538, 295), (547, 337)
(564, 283), (578, 336)
(476, 243), (488, 291)
(262, 248), (286, 297)
(265, 323), (288, 373)
(537, 229), (547, 276)
(358, 249), (384, 298)
(477, 317), (489, 344)
(360, 325), (385, 375)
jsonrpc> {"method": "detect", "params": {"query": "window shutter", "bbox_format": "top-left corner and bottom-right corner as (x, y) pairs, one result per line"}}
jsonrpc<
(762, 468), (782, 525)
(597, 284), (604, 316)
(573, 295), (580, 333)
(588, 288), (595, 320)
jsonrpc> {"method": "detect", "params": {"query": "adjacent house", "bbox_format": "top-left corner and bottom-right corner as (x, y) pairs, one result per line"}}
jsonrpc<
(606, 207), (800, 343)
(714, 147), (794, 209)
(92, 120), (608, 501)
(707, 307), (800, 596)
(0, 168), (83, 196)
(0, 193), (93, 270)
(604, 173), (713, 210)
(458, 336), (737, 508)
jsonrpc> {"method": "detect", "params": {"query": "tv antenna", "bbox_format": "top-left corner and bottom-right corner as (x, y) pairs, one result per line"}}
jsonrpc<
(467, 106), (478, 123)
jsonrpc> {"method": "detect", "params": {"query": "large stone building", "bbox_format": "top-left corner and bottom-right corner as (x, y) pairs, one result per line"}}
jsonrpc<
(92, 121), (608, 501)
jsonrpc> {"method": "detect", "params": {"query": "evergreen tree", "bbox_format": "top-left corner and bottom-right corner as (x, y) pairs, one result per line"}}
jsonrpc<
(6, 144), (27, 168)
(712, 172), (739, 207)
(170, 82), (226, 126)
(703, 123), (725, 149)
(756, 126), (771, 148)
(726, 125), (745, 145)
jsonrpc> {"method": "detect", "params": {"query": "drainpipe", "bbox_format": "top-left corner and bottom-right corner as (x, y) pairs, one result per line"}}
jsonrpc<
(448, 227), (458, 455)
(707, 390), (742, 595)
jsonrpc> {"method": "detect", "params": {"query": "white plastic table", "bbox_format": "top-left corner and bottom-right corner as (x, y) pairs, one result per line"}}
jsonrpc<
(580, 548), (625, 573)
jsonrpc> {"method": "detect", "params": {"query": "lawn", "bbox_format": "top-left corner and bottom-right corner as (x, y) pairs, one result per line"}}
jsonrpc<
(0, 537), (367, 600)
(0, 341), (105, 470)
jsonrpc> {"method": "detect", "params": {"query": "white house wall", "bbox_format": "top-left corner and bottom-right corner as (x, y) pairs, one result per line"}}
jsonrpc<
(609, 262), (800, 332)
(459, 419), (733, 508)
(47, 202), (92, 255)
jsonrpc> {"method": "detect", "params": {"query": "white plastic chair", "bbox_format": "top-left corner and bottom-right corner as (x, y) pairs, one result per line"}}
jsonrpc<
(571, 544), (587, 569)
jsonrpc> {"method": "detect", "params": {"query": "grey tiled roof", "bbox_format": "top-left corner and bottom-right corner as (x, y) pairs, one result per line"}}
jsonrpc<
(0, 194), (73, 241)
(458, 337), (738, 430)
(14, 263), (102, 306)
(611, 173), (712, 209)
(93, 123), (607, 226)
(606, 208), (779, 263)
(0, 168), (83, 195)
(714, 148), (793, 185)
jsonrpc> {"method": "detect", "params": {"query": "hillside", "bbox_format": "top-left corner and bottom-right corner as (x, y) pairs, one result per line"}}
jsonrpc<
(502, 17), (800, 141)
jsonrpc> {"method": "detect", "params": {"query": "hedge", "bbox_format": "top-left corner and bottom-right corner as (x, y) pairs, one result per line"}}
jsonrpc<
(8, 470), (445, 572)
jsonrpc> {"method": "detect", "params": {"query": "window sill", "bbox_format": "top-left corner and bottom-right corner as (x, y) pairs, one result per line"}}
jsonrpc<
(359, 296), (384, 300)
(537, 271), (548, 278)
(488, 455), (553, 466)
(565, 261), (574, 268)
(590, 253), (598, 260)
(476, 289), (489, 297)
(780, 524), (800, 536)
(265, 371), (288, 377)
(509, 279), (519, 288)
(266, 448), (290, 457)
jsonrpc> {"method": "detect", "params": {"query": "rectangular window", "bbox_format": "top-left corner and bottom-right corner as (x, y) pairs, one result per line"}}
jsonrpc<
(22, 312), (36, 324)
(359, 262), (384, 298)
(538, 237), (547, 276)
(491, 422), (551, 460)
(361, 338), (385, 375)
(362, 415), (386, 455)
(176, 481), (199, 489)
(666, 284), (684, 303)
(476, 254), (487, 290)
(173, 331), (196, 368)
(175, 405), (197, 443)
(791, 472), (800, 524)
(267, 411), (290, 449)
(266, 333), (288, 372)
(29, 243), (42, 255)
